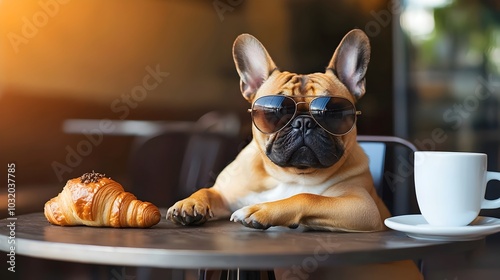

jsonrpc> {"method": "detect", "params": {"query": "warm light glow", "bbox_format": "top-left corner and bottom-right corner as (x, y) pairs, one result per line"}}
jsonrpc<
(401, 0), (454, 41)
(400, 7), (435, 40)
(406, 0), (453, 8)
(0, 0), (219, 107)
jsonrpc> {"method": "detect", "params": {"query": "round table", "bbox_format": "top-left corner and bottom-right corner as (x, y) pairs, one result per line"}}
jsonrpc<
(0, 211), (483, 270)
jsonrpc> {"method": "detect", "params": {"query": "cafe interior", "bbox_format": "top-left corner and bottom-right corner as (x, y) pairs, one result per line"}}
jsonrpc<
(1, 0), (500, 279)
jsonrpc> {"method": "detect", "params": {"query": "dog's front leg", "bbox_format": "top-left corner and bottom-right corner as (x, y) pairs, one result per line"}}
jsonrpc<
(231, 193), (384, 232)
(167, 188), (230, 225)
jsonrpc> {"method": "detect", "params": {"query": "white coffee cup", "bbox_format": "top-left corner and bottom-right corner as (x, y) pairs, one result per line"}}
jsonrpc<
(414, 151), (500, 227)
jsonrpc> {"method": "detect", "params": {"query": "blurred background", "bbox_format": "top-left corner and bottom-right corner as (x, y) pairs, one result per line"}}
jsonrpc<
(1, 0), (399, 214)
(1, 0), (500, 278)
(2, 0), (500, 215)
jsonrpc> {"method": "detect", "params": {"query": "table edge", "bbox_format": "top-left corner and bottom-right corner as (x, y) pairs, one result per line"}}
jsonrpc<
(0, 234), (484, 269)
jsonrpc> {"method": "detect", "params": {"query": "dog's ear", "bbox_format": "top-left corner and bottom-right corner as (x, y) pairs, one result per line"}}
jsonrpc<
(233, 34), (277, 102)
(327, 29), (370, 100)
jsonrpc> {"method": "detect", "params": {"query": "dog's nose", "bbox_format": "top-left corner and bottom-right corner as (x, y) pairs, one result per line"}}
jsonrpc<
(291, 115), (317, 133)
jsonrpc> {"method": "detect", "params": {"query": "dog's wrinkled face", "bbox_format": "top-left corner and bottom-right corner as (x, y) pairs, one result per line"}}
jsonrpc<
(257, 73), (350, 170)
(233, 30), (370, 173)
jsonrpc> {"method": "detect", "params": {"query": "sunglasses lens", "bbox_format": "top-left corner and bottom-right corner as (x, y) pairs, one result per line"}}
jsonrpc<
(252, 96), (296, 133)
(310, 97), (357, 135)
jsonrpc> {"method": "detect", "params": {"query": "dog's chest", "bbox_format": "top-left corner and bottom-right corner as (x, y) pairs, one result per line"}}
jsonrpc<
(230, 181), (332, 211)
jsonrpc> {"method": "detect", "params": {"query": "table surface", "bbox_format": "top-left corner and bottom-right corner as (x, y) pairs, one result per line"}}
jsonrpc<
(0, 211), (484, 269)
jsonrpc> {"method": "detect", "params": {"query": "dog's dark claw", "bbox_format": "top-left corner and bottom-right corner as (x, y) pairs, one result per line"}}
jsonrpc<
(240, 219), (251, 227)
(188, 214), (208, 226)
(171, 214), (184, 225)
(185, 214), (202, 224)
(288, 223), (299, 229)
(171, 213), (206, 226)
(250, 220), (270, 230)
(240, 219), (265, 229)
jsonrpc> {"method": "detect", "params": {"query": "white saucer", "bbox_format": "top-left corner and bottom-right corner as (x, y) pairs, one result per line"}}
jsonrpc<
(384, 214), (500, 241)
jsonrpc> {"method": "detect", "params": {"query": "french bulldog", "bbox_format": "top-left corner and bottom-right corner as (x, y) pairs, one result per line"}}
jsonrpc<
(167, 29), (391, 232)
(167, 29), (423, 280)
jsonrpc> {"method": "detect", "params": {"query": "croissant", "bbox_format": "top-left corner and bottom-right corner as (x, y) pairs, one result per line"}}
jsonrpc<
(44, 171), (161, 228)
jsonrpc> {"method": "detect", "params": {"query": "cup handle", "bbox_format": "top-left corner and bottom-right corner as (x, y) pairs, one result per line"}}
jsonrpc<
(482, 171), (500, 209)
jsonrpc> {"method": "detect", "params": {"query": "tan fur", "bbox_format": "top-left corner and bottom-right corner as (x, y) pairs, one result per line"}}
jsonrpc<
(167, 31), (390, 232)
(167, 69), (391, 232)
(167, 30), (422, 279)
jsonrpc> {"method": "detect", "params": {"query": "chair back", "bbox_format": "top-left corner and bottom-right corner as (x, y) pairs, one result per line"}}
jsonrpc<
(128, 112), (242, 207)
(177, 132), (243, 199)
(128, 131), (191, 207)
(357, 135), (420, 216)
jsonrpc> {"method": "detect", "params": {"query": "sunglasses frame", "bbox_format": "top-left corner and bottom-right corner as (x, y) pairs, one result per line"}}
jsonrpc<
(248, 95), (362, 136)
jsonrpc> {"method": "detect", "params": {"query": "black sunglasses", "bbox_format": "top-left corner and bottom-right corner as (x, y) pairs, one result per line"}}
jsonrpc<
(248, 95), (361, 136)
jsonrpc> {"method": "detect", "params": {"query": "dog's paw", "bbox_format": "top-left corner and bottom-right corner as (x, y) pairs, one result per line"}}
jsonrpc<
(230, 205), (271, 230)
(230, 203), (299, 230)
(166, 198), (214, 226)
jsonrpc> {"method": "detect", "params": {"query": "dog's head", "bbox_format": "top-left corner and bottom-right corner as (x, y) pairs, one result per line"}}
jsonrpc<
(232, 29), (370, 174)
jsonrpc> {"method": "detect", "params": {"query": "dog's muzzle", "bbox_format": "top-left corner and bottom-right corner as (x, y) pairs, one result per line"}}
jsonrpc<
(265, 115), (344, 169)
